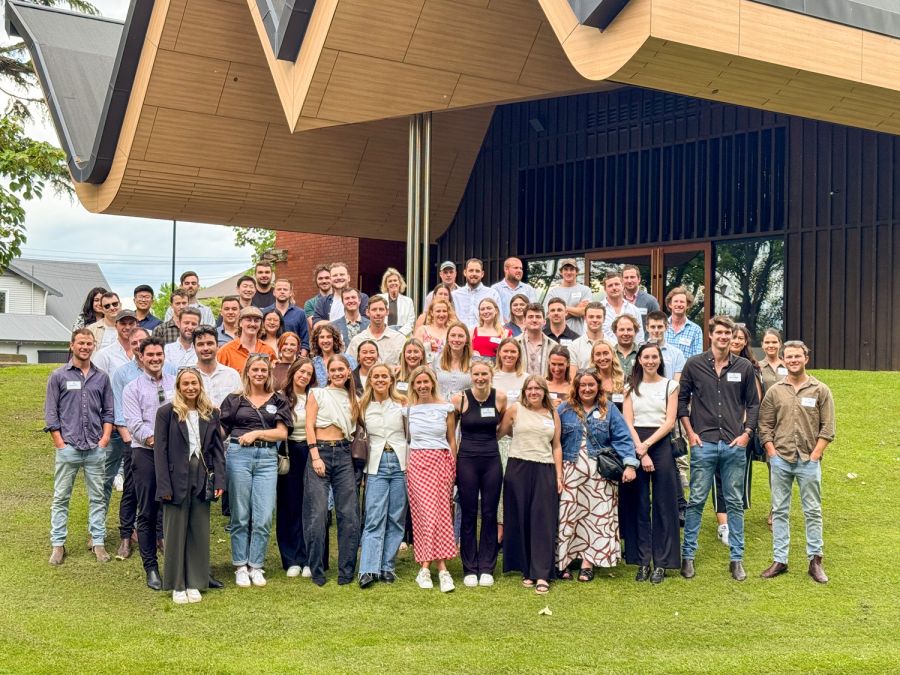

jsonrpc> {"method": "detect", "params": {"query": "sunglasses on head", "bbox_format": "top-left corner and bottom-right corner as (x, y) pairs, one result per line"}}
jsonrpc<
(248, 353), (271, 360)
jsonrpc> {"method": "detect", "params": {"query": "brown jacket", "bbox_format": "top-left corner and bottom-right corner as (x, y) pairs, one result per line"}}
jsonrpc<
(758, 375), (835, 462)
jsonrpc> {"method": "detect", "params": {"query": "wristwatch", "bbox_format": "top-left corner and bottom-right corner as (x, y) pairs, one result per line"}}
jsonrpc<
(744, 427), (754, 437)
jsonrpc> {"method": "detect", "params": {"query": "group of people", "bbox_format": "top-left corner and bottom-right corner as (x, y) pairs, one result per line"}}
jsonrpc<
(44, 256), (835, 604)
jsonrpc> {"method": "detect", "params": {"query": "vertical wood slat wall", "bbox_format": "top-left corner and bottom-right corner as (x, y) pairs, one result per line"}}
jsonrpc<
(437, 87), (899, 370)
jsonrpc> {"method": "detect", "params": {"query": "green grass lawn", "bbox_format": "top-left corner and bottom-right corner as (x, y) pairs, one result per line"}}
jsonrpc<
(1, 365), (898, 673)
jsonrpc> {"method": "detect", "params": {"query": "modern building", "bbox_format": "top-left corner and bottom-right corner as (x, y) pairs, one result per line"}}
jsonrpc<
(6, 0), (899, 369)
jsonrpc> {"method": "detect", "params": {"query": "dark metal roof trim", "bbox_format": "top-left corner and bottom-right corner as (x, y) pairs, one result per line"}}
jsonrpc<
(5, 0), (155, 184)
(750, 0), (900, 39)
(255, 0), (316, 62)
(568, 0), (631, 30)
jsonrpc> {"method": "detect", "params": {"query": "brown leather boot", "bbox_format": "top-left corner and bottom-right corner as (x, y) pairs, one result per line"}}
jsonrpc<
(93, 545), (111, 563)
(157, 538), (165, 555)
(760, 561), (788, 578)
(85, 536), (94, 551)
(115, 538), (132, 560)
(808, 555), (828, 583)
(49, 546), (66, 566)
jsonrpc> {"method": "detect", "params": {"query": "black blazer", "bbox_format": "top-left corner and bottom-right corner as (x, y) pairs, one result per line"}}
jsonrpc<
(154, 403), (226, 504)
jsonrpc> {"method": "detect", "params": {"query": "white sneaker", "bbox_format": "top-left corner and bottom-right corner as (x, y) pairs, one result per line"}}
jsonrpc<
(717, 523), (730, 545)
(186, 588), (202, 603)
(438, 570), (455, 593)
(463, 574), (478, 587)
(479, 574), (494, 587)
(301, 566), (312, 578)
(286, 565), (301, 578)
(249, 567), (267, 587)
(113, 474), (124, 492)
(235, 566), (251, 588)
(172, 590), (189, 604)
(415, 567), (433, 589)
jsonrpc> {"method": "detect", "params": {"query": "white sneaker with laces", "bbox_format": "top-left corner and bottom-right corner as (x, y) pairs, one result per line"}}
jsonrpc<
(249, 568), (267, 587)
(479, 574), (494, 587)
(172, 590), (189, 604)
(415, 567), (433, 589)
(235, 566), (251, 588)
(286, 565), (301, 578)
(438, 570), (455, 593)
(463, 574), (478, 587)
(301, 566), (312, 578)
(186, 588), (202, 603)
(717, 523), (730, 545)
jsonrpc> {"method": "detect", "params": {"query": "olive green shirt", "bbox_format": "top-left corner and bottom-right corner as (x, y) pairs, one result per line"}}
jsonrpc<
(758, 375), (835, 462)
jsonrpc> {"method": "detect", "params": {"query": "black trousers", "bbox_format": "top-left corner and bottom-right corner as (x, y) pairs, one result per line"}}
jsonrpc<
(620, 429), (682, 569)
(162, 457), (210, 591)
(457, 453), (502, 576)
(118, 445), (138, 539)
(276, 440), (309, 570)
(133, 446), (160, 572)
(502, 458), (558, 581)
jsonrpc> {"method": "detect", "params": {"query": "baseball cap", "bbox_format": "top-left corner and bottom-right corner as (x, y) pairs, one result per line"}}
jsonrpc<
(559, 258), (578, 269)
(114, 309), (137, 322)
(439, 260), (456, 271)
(239, 306), (264, 319)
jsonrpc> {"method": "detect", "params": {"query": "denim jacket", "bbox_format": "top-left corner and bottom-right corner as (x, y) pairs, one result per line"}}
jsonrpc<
(558, 402), (638, 467)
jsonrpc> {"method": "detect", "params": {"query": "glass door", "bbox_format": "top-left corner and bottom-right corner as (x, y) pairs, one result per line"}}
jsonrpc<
(661, 243), (711, 336)
(586, 247), (655, 301)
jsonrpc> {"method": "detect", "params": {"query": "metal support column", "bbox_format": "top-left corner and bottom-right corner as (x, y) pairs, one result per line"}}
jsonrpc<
(406, 112), (432, 308)
(406, 116), (420, 307)
(419, 111), (432, 305)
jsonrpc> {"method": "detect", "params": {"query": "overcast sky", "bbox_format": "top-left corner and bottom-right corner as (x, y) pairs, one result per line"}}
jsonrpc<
(6, 0), (255, 299)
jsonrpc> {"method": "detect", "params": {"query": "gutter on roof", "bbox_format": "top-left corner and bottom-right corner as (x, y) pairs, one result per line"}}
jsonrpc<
(5, 0), (156, 184)
(255, 0), (316, 62)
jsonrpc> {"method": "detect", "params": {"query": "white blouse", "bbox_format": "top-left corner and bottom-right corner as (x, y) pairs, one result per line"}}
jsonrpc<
(289, 394), (307, 442)
(630, 378), (677, 428)
(402, 403), (454, 450)
(311, 387), (354, 438)
(364, 399), (409, 473)
(186, 410), (201, 459)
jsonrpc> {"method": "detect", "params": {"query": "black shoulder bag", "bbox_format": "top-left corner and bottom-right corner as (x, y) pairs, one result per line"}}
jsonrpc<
(584, 408), (624, 482)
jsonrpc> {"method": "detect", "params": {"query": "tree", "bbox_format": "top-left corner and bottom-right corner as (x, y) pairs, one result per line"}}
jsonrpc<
(0, 0), (98, 271)
(233, 226), (276, 265)
(714, 238), (785, 339)
(151, 282), (176, 321)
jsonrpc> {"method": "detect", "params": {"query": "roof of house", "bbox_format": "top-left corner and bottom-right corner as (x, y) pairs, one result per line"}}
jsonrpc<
(5, 261), (62, 296)
(197, 272), (247, 300)
(12, 258), (110, 329)
(0, 313), (72, 344)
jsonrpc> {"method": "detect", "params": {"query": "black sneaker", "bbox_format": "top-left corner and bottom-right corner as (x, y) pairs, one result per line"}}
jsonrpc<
(358, 573), (376, 589)
(380, 571), (397, 584)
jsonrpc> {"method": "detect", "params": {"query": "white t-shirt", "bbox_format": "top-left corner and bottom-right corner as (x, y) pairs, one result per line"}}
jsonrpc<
(402, 402), (453, 450)
(544, 284), (592, 334)
(630, 378), (677, 428)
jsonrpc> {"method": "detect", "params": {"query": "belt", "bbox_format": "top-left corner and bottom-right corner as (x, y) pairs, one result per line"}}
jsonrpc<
(229, 437), (277, 448)
(383, 444), (394, 453)
(318, 439), (349, 447)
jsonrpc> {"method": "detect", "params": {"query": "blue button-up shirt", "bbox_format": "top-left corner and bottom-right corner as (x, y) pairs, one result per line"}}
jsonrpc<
(44, 361), (114, 450)
(122, 371), (176, 448)
(262, 303), (310, 352)
(138, 313), (162, 331)
(452, 283), (501, 329)
(490, 280), (537, 322)
(665, 318), (704, 359)
(111, 359), (177, 427)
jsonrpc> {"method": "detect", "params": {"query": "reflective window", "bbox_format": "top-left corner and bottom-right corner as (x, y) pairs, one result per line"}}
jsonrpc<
(714, 237), (785, 342)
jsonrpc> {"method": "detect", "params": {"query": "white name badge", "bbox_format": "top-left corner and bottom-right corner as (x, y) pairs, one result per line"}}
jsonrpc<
(592, 410), (601, 419)
(66, 380), (82, 390)
(265, 404), (277, 414)
(489, 336), (501, 344)
(777, 367), (788, 376)
(611, 393), (624, 403)
(570, 293), (582, 301)
(480, 407), (496, 418)
(638, 307), (648, 315)
(679, 337), (691, 346)
(726, 372), (742, 382)
(395, 382), (409, 392)
(542, 418), (555, 428)
(507, 390), (520, 400)
(560, 339), (573, 346)
(800, 397), (817, 408)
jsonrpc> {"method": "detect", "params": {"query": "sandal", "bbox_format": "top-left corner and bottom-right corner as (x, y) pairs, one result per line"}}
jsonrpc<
(522, 578), (535, 588)
(578, 568), (594, 582)
(535, 581), (550, 595)
(558, 569), (573, 581)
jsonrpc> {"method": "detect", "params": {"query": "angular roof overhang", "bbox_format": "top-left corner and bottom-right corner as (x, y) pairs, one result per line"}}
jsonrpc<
(8, 0), (900, 242)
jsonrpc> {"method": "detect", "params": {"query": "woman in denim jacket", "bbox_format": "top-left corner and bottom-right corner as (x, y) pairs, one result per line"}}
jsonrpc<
(556, 369), (637, 582)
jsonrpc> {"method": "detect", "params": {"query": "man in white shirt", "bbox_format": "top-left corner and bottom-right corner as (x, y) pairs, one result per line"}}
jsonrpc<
(452, 258), (501, 329)
(92, 310), (138, 376)
(515, 303), (555, 377)
(646, 310), (685, 380)
(568, 302), (607, 369)
(163, 271), (215, 326)
(87, 291), (122, 349)
(622, 264), (660, 333)
(346, 296), (406, 366)
(490, 257), (537, 323)
(601, 270), (645, 344)
(192, 326), (241, 407)
(164, 307), (200, 367)
(543, 259), (592, 334)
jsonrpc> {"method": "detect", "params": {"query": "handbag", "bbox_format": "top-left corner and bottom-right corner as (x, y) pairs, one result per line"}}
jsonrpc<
(199, 451), (218, 502)
(664, 382), (688, 458)
(350, 417), (369, 463)
(252, 400), (289, 476)
(584, 409), (625, 482)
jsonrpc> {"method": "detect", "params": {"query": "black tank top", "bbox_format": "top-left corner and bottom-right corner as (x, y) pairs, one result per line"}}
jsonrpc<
(459, 389), (500, 458)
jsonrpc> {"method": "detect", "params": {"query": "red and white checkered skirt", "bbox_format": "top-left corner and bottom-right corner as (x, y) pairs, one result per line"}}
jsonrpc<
(407, 448), (457, 563)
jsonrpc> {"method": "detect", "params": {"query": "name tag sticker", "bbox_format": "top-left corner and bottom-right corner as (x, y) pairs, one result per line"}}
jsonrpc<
(480, 407), (496, 418)
(777, 367), (788, 376)
(395, 382), (409, 392)
(489, 337), (501, 344)
(801, 397), (816, 408)
(265, 404), (277, 414)
(542, 418), (555, 428)
(638, 307), (648, 315)
(560, 339), (573, 346)
(612, 393), (624, 403)
(726, 372), (742, 383)
(570, 293), (581, 301)
(507, 390), (520, 400)
(592, 410), (601, 419)
(679, 337), (691, 346)
(66, 380), (82, 390)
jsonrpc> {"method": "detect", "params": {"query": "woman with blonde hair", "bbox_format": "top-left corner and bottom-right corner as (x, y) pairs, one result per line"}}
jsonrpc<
(273, 331), (301, 390)
(154, 368), (225, 604)
(403, 365), (458, 592)
(304, 354), (361, 586)
(472, 298), (511, 364)
(219, 355), (292, 588)
(432, 322), (473, 400)
(357, 363), (409, 588)
(415, 283), (455, 332)
(415, 298), (456, 361)
(379, 267), (416, 336)
(591, 339), (626, 409)
(397, 338), (427, 393)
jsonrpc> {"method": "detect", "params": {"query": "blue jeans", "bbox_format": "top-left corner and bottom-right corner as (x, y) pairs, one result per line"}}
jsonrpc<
(102, 430), (126, 511)
(50, 445), (107, 546)
(770, 455), (823, 563)
(682, 441), (748, 561)
(359, 452), (407, 576)
(226, 442), (278, 568)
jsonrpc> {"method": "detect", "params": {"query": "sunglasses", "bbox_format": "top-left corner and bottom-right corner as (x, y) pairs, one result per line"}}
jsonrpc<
(156, 385), (166, 404)
(102, 301), (120, 310)
(248, 353), (271, 361)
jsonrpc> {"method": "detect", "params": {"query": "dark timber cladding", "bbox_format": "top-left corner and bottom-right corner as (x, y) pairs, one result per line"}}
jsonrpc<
(438, 87), (900, 371)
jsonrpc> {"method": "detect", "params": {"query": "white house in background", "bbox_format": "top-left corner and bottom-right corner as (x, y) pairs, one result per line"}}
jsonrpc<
(0, 258), (110, 363)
